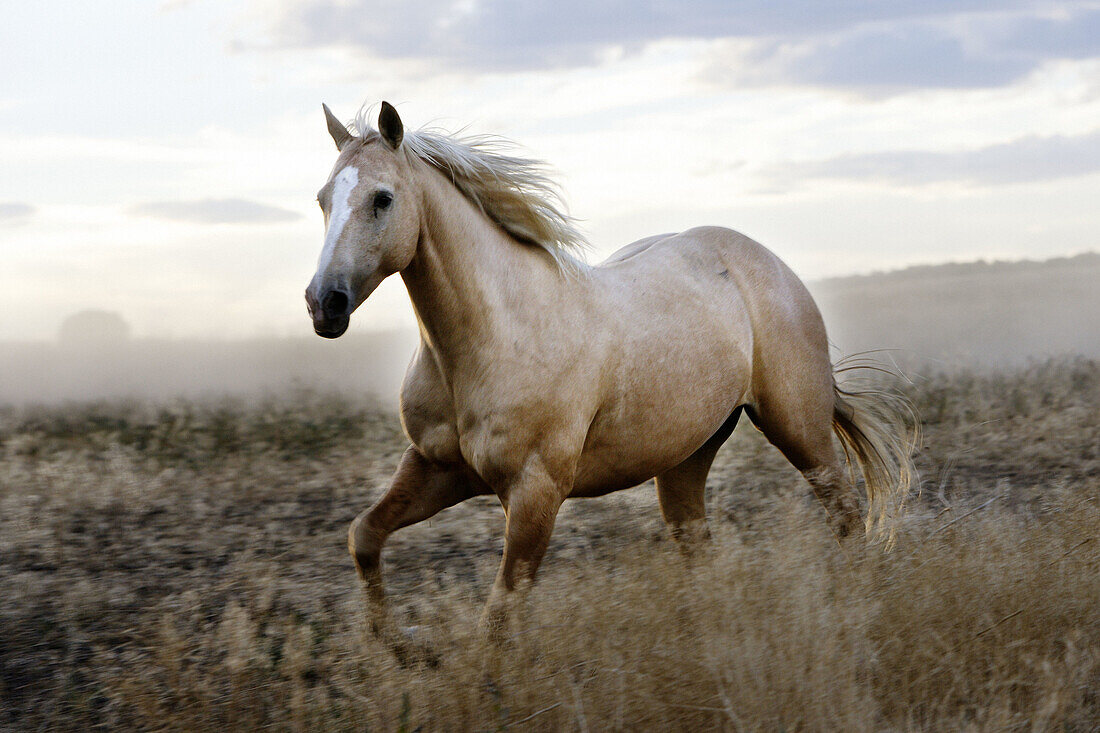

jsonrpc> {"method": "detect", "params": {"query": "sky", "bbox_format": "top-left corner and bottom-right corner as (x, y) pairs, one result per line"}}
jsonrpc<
(2, 1), (1100, 341)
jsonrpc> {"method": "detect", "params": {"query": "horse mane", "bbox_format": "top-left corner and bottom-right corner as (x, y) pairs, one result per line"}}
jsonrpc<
(351, 107), (590, 273)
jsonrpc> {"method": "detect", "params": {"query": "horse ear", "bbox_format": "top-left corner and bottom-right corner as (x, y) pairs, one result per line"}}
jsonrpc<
(323, 103), (354, 151)
(378, 101), (404, 150)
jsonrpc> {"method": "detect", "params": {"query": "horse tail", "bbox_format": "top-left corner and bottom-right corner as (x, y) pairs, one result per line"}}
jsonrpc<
(830, 356), (920, 544)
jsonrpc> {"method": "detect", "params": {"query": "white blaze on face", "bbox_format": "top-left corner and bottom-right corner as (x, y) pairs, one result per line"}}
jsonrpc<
(317, 165), (359, 273)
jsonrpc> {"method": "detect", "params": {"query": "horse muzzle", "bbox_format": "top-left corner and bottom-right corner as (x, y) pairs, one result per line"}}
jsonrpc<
(306, 285), (352, 339)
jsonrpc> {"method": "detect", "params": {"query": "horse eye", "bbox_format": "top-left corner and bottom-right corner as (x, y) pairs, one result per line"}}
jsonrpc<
(373, 191), (393, 210)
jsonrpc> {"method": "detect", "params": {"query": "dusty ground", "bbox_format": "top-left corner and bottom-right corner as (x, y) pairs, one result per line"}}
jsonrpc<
(1, 359), (1097, 730)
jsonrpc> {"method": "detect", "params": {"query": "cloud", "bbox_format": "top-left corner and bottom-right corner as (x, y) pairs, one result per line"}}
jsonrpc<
(130, 198), (302, 225)
(0, 202), (35, 222)
(250, 0), (1100, 88)
(768, 129), (1100, 187)
(765, 8), (1100, 89)
(1003, 6), (1100, 59)
(767, 24), (1033, 89)
(259, 0), (1022, 61)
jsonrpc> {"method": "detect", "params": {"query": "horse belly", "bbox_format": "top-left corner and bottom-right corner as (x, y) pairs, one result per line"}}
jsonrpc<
(571, 357), (749, 496)
(571, 404), (734, 496)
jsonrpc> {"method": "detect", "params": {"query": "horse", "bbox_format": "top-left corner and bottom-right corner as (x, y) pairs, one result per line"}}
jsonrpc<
(305, 101), (916, 635)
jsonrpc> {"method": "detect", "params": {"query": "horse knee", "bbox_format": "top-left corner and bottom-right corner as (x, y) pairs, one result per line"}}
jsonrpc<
(348, 512), (382, 577)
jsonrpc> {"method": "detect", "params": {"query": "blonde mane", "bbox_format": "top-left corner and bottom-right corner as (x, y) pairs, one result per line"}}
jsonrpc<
(351, 109), (590, 273)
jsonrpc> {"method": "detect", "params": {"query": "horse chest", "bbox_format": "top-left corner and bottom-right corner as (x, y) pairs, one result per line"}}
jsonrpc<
(401, 402), (461, 465)
(399, 356), (464, 465)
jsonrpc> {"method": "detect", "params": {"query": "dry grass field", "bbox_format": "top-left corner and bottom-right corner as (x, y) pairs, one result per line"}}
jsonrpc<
(1, 359), (1097, 730)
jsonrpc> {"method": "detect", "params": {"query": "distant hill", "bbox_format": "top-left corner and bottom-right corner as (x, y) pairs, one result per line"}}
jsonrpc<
(809, 252), (1100, 370)
(0, 253), (1096, 404)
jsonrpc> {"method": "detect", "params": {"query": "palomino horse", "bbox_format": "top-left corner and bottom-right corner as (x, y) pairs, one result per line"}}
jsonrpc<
(306, 102), (915, 634)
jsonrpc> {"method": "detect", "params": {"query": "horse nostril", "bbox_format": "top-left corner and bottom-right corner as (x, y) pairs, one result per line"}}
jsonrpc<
(321, 289), (350, 317)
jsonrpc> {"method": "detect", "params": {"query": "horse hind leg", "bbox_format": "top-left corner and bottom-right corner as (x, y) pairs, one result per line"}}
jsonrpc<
(797, 461), (863, 542)
(748, 384), (864, 543)
(656, 408), (741, 552)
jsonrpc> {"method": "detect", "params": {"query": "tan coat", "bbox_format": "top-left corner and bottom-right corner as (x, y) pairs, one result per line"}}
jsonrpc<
(306, 103), (915, 639)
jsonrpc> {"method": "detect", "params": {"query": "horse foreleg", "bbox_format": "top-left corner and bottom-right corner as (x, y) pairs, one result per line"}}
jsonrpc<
(478, 474), (564, 638)
(348, 445), (485, 634)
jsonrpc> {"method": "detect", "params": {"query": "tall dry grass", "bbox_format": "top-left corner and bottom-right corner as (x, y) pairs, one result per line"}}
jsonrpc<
(1, 359), (1097, 730)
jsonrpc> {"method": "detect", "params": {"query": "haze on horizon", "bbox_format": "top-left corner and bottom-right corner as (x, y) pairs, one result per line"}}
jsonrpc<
(3, 1), (1100, 343)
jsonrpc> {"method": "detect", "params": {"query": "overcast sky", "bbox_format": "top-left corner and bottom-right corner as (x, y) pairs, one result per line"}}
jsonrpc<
(3, 0), (1100, 340)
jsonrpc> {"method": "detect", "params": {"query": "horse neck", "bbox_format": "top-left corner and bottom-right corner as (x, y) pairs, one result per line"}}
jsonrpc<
(400, 166), (564, 366)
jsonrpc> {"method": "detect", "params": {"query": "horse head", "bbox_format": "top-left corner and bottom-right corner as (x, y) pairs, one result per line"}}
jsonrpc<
(305, 102), (419, 338)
